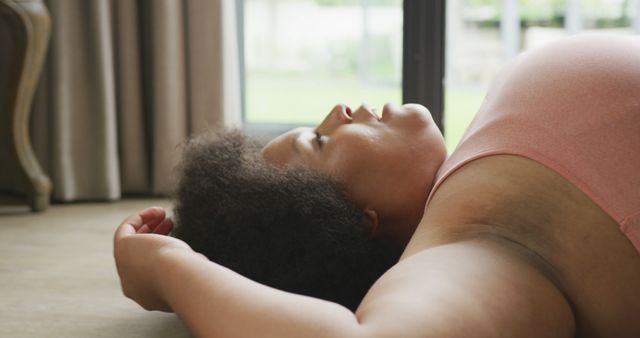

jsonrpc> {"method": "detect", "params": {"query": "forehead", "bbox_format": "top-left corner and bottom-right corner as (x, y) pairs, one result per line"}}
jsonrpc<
(261, 127), (306, 167)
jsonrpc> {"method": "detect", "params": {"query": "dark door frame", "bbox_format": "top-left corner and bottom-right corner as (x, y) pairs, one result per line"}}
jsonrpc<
(402, 0), (446, 133)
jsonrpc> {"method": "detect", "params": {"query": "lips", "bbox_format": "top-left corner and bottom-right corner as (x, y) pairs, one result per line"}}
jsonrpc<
(359, 104), (381, 121)
(380, 103), (394, 122)
(371, 108), (381, 121)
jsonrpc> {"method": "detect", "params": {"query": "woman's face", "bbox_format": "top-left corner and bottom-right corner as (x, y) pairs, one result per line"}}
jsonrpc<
(262, 103), (447, 245)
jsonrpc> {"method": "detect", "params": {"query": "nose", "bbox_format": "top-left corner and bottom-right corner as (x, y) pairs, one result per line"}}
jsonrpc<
(316, 104), (352, 134)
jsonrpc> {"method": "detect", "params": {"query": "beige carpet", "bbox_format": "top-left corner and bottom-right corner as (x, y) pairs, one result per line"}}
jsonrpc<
(0, 199), (192, 338)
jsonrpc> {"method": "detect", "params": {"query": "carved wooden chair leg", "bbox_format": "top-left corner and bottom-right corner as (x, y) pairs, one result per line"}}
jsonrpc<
(0, 0), (51, 211)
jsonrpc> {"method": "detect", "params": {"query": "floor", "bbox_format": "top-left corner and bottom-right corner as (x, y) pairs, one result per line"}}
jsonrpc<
(0, 198), (191, 338)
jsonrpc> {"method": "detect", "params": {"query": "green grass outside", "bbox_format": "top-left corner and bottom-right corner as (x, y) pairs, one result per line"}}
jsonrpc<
(245, 73), (486, 151)
(245, 73), (402, 124)
(443, 87), (486, 151)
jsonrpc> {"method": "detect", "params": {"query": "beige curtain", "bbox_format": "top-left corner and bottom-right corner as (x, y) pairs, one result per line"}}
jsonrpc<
(29, 0), (242, 201)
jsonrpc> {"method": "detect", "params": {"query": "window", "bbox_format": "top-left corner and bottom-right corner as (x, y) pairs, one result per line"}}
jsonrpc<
(239, 1), (639, 146)
(242, 0), (404, 136)
(445, 0), (640, 150)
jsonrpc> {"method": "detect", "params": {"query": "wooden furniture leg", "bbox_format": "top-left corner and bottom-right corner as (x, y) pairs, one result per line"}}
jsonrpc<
(0, 0), (51, 211)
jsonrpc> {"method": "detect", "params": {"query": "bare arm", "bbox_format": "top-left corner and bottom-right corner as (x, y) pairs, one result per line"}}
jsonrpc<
(114, 208), (575, 338)
(157, 248), (361, 338)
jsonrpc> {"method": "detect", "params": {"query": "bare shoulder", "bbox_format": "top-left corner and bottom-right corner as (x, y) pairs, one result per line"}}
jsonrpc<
(355, 238), (575, 338)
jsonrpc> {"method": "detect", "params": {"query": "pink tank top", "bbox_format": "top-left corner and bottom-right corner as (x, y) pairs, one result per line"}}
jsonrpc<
(427, 35), (640, 253)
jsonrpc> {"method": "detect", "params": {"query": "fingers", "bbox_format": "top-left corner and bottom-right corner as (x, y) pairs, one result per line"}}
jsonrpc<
(138, 207), (166, 231)
(153, 217), (174, 235)
(116, 206), (173, 243)
(114, 222), (136, 242)
(116, 206), (170, 238)
(120, 206), (164, 231)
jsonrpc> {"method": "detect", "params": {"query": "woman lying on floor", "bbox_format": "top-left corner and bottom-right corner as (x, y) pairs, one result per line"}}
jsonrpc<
(114, 34), (640, 338)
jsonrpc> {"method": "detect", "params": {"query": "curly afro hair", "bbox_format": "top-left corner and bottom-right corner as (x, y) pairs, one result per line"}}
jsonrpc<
(171, 130), (402, 311)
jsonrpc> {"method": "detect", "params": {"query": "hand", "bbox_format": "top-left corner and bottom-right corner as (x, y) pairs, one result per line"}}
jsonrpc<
(113, 206), (202, 312)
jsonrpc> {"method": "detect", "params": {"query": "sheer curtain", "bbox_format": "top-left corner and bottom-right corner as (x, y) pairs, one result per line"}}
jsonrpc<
(29, 0), (242, 201)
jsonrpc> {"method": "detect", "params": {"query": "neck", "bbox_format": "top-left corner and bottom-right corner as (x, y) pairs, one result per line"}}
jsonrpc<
(376, 218), (419, 250)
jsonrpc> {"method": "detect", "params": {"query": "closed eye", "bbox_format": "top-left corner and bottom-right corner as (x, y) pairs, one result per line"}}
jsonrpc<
(314, 131), (325, 149)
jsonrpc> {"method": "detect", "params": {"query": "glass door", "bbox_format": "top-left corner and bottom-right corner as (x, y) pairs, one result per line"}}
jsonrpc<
(243, 0), (404, 126)
(444, 0), (640, 150)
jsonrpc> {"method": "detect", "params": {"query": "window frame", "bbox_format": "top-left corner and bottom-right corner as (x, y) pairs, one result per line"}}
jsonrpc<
(238, 0), (446, 139)
(402, 0), (445, 133)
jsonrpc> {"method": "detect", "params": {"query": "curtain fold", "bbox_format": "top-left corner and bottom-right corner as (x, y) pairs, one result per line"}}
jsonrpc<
(113, 0), (148, 194)
(140, 0), (189, 194)
(29, 0), (242, 201)
(185, 0), (242, 134)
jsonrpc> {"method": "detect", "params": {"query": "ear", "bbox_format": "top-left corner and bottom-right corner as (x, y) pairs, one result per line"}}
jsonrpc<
(363, 208), (379, 235)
